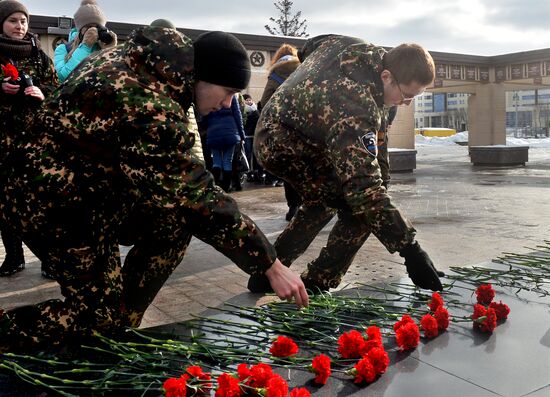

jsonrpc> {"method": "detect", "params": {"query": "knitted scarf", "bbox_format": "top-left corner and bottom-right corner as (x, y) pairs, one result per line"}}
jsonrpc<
(0, 33), (39, 61)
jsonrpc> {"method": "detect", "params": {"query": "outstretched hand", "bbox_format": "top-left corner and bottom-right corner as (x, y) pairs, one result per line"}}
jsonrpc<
(265, 259), (309, 307)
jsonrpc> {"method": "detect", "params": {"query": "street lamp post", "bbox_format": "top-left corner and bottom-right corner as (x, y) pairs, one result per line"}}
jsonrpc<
(513, 92), (520, 138)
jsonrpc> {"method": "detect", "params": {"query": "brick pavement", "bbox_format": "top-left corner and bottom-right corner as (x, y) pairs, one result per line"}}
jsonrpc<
(1, 144), (549, 329)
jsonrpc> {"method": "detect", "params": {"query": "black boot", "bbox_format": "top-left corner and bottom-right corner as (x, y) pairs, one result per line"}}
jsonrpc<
(220, 171), (232, 192)
(0, 227), (25, 277)
(211, 167), (222, 186)
(232, 170), (243, 192)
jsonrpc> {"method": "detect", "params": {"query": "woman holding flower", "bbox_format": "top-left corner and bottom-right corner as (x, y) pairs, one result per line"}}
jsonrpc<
(0, 0), (58, 276)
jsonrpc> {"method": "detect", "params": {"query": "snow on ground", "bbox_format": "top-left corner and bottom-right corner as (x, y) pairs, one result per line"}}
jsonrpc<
(415, 131), (550, 148)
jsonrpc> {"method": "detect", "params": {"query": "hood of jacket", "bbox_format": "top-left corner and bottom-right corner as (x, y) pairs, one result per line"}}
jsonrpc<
(122, 26), (195, 106)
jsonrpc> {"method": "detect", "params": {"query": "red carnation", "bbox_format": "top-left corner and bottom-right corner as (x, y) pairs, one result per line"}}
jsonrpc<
(428, 292), (444, 312)
(420, 314), (439, 338)
(215, 373), (243, 397)
(338, 330), (365, 358)
(310, 354), (331, 385)
(472, 303), (486, 320)
(1, 63), (18, 80)
(352, 357), (377, 384)
(248, 363), (274, 388)
(290, 387), (311, 397)
(365, 325), (382, 342)
(185, 365), (212, 395)
(489, 301), (510, 320)
(365, 347), (390, 375)
(163, 376), (187, 397)
(270, 335), (299, 357)
(472, 304), (497, 333)
(360, 325), (383, 355)
(475, 284), (495, 305)
(393, 314), (415, 332)
(264, 373), (288, 397)
(236, 363), (251, 382)
(434, 306), (450, 330)
(395, 321), (420, 350)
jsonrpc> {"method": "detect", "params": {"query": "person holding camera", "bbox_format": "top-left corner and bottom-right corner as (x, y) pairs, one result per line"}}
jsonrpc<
(54, 0), (117, 82)
(0, 0), (58, 277)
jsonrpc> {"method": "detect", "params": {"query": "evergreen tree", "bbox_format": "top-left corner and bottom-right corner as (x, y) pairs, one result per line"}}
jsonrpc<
(265, 0), (308, 37)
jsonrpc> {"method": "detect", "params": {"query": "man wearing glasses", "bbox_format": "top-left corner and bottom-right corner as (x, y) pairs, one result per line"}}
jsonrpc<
(250, 35), (443, 293)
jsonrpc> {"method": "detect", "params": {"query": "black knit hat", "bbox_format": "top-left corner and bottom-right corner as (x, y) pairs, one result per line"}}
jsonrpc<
(193, 31), (251, 90)
(0, 0), (29, 33)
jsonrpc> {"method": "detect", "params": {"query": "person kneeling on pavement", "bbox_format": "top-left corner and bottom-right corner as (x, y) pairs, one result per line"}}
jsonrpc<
(250, 34), (444, 294)
(0, 27), (308, 352)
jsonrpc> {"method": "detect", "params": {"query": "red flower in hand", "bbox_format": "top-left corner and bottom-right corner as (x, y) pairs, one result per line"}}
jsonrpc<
(434, 306), (450, 330)
(395, 321), (420, 350)
(310, 354), (331, 385)
(1, 63), (18, 80)
(264, 373), (288, 397)
(428, 292), (444, 312)
(352, 357), (377, 384)
(420, 314), (439, 338)
(475, 284), (495, 305)
(163, 376), (187, 397)
(290, 387), (311, 397)
(270, 335), (299, 357)
(365, 346), (390, 375)
(489, 301), (510, 320)
(215, 373), (242, 397)
(338, 330), (365, 358)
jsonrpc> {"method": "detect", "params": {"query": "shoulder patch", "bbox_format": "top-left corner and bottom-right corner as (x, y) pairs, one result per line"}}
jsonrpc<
(359, 131), (378, 157)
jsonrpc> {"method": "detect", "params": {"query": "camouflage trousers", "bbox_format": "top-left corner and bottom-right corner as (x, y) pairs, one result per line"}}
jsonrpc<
(255, 121), (373, 289)
(0, 190), (192, 351)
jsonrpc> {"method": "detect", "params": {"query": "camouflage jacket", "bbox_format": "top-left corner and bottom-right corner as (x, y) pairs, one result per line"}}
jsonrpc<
(10, 27), (276, 274)
(262, 35), (415, 251)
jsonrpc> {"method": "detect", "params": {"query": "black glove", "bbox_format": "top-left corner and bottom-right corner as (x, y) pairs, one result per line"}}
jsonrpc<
(399, 241), (443, 291)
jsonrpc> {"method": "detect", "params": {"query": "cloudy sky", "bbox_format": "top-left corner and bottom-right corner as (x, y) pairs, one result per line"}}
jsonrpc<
(23, 0), (550, 56)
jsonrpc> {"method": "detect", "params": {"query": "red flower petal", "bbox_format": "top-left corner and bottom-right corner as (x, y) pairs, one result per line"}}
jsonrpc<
(434, 306), (450, 330)
(420, 314), (439, 338)
(338, 330), (365, 359)
(475, 284), (495, 305)
(290, 387), (312, 397)
(489, 301), (510, 320)
(269, 335), (299, 357)
(395, 321), (420, 350)
(428, 292), (445, 312)
(311, 354), (331, 385)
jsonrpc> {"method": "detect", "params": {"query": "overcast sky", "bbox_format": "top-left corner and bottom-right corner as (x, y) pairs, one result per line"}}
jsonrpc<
(23, 0), (550, 56)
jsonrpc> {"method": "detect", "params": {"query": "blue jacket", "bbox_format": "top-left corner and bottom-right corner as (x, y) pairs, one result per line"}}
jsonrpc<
(54, 28), (100, 82)
(205, 96), (245, 150)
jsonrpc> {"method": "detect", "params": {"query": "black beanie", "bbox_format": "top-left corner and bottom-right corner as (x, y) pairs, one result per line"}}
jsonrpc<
(193, 31), (251, 90)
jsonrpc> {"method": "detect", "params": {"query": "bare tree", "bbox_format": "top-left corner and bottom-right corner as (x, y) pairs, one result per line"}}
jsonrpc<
(265, 0), (309, 37)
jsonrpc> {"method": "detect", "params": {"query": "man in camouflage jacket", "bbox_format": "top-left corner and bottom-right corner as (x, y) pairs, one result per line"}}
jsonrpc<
(251, 35), (443, 293)
(0, 27), (308, 351)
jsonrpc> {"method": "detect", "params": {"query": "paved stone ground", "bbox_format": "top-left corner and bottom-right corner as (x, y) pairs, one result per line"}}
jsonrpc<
(1, 144), (549, 329)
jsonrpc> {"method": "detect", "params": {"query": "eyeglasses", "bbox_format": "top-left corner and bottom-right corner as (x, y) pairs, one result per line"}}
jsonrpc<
(392, 73), (424, 102)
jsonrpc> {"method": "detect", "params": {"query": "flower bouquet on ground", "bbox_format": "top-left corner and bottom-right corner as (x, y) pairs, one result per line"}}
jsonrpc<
(1, 241), (550, 396)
